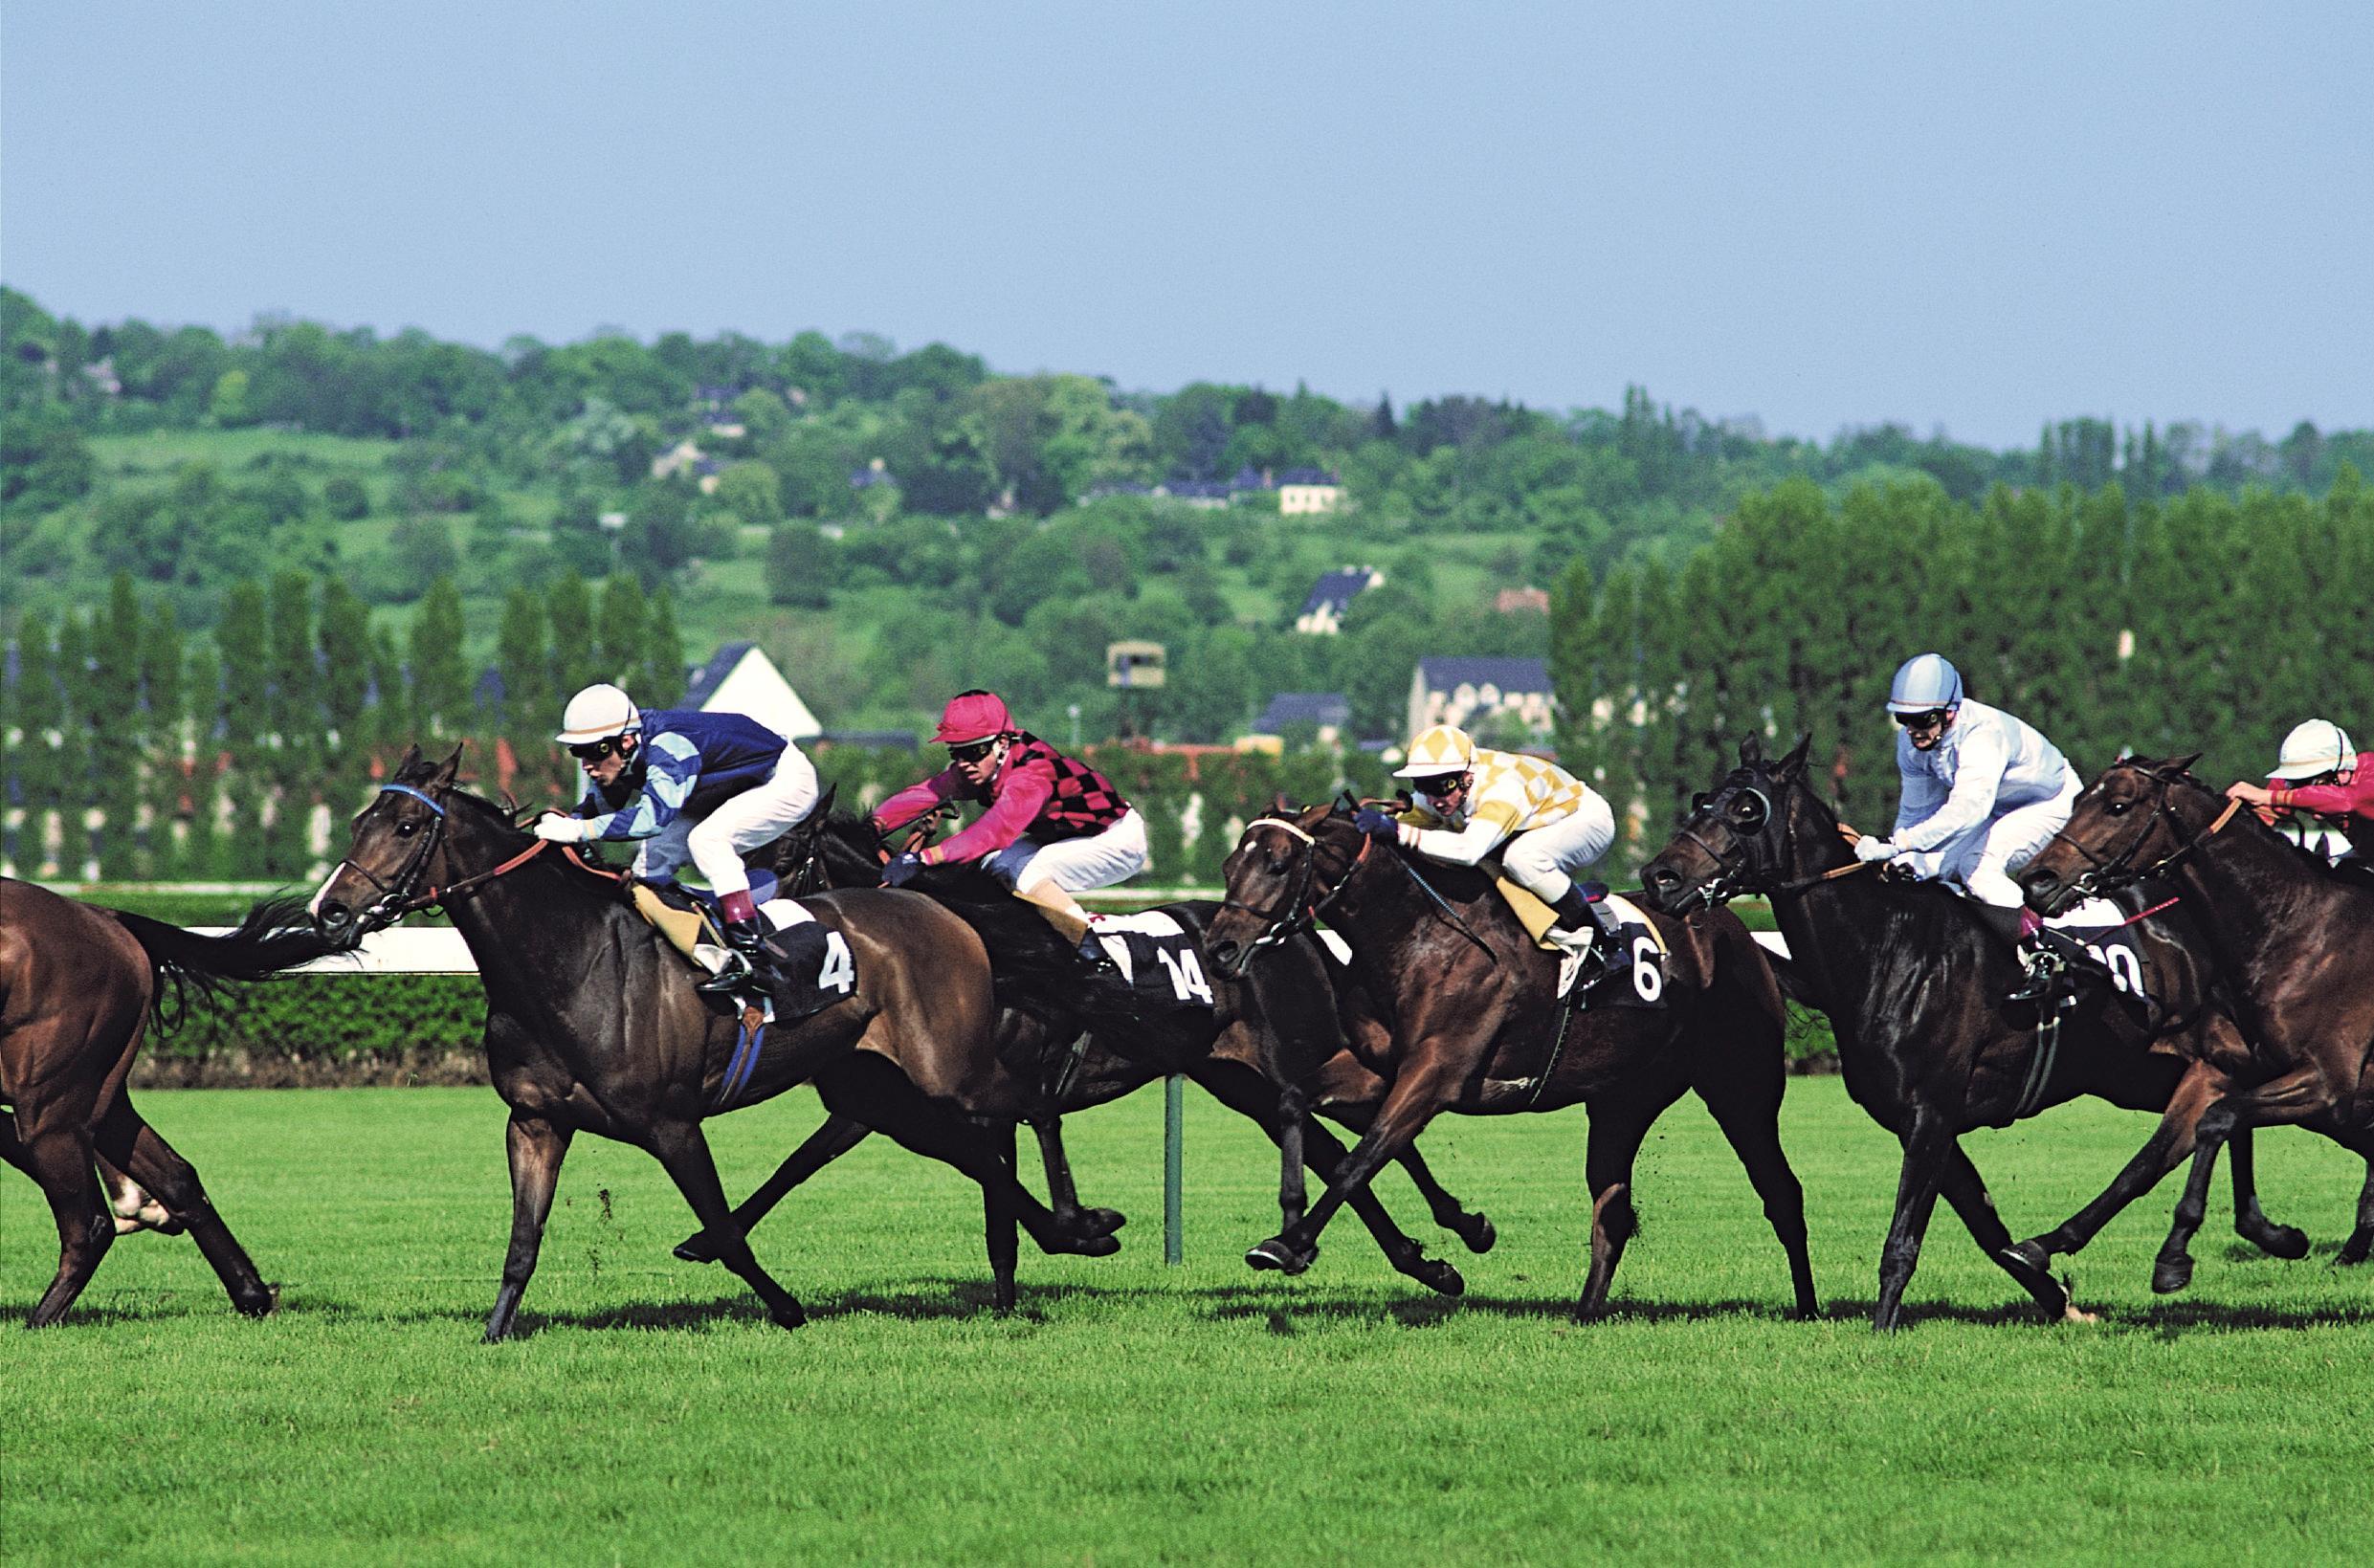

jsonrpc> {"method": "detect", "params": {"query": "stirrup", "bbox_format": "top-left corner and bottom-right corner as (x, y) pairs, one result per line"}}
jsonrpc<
(696, 951), (758, 994)
(2005, 948), (2066, 1005)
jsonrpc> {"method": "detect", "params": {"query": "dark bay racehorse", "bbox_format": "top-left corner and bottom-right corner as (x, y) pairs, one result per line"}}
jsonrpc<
(1640, 737), (2330, 1330)
(2, 881), (334, 1326)
(309, 746), (1118, 1339)
(677, 808), (1498, 1295)
(1204, 802), (1819, 1320)
(2022, 755), (2374, 1282)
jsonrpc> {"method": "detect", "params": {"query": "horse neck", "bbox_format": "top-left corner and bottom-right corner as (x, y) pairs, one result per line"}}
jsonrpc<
(1324, 838), (1501, 1002)
(2163, 793), (2332, 974)
(1764, 788), (1899, 1007)
(433, 800), (625, 985)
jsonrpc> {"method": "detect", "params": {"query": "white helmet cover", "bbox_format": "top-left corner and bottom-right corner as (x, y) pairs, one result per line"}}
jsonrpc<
(1394, 723), (1477, 779)
(1887, 653), (1964, 715)
(2271, 718), (2355, 781)
(556, 683), (642, 744)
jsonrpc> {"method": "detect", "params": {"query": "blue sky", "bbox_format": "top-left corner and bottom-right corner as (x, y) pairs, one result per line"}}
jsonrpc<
(5, 2), (2367, 447)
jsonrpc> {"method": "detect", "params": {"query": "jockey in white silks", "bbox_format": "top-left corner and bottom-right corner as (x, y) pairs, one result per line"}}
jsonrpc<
(1354, 723), (1622, 983)
(1850, 652), (2081, 999)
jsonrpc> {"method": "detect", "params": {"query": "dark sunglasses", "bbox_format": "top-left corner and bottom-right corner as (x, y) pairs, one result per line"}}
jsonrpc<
(1894, 709), (1950, 730)
(567, 738), (627, 762)
(949, 739), (1001, 764)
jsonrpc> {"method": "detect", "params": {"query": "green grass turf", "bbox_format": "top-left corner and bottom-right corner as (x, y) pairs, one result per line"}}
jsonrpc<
(6, 1080), (2368, 1565)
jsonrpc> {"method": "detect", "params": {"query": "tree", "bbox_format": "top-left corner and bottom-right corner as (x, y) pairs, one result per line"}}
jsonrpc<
(766, 521), (833, 608)
(713, 460), (786, 527)
(544, 572), (603, 699)
(408, 577), (471, 738)
(322, 474), (372, 519)
(495, 586), (551, 739)
(640, 588), (685, 703)
(597, 574), (649, 687)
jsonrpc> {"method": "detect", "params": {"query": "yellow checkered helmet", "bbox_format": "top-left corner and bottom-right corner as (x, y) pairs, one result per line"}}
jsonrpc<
(1394, 724), (1476, 779)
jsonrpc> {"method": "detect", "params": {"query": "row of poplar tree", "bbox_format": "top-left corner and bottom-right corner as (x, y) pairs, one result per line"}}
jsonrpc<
(1554, 469), (2374, 863)
(4, 570), (683, 879)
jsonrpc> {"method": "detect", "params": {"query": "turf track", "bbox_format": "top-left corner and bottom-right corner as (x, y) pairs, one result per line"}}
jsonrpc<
(6, 1079), (2369, 1564)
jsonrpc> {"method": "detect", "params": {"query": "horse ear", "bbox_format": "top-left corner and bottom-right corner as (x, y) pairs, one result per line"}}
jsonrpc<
(433, 742), (464, 786)
(1782, 734), (1812, 773)
(1739, 734), (1764, 765)
(1273, 790), (1293, 813)
(815, 782), (838, 817)
(2153, 752), (2204, 778)
(396, 742), (424, 775)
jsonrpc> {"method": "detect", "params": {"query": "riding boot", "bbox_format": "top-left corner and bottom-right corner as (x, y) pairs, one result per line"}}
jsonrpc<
(697, 916), (781, 996)
(1547, 887), (1609, 990)
(1973, 901), (2076, 1004)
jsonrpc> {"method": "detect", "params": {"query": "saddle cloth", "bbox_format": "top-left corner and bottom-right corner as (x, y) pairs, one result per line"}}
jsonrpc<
(1086, 910), (1214, 1009)
(631, 875), (852, 1023)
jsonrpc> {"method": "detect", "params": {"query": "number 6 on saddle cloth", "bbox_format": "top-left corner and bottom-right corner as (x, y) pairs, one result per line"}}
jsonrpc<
(630, 872), (857, 1025)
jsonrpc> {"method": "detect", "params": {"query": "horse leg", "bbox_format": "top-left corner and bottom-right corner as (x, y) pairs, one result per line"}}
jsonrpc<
(983, 1122), (1022, 1314)
(2339, 1153), (2374, 1267)
(2011, 1057), (2224, 1270)
(1033, 1116), (1123, 1239)
(1246, 1056), (1455, 1276)
(2227, 1127), (2312, 1259)
(92, 1093), (275, 1317)
(1390, 1141), (1497, 1254)
(1935, 1143), (2082, 1322)
(647, 1118), (808, 1330)
(1692, 1057), (1818, 1320)
(1575, 1089), (1675, 1321)
(1873, 1109), (1954, 1334)
(2, 1114), (115, 1329)
(483, 1113), (574, 1343)
(2156, 1067), (2326, 1294)
(674, 1113), (875, 1264)
(97, 1157), (178, 1236)
(1276, 1083), (1308, 1234)
(1189, 1062), (1465, 1295)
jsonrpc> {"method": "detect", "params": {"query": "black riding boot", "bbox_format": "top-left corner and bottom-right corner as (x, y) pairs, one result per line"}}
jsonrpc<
(1973, 901), (2080, 1004)
(1548, 887), (1609, 990)
(697, 916), (780, 996)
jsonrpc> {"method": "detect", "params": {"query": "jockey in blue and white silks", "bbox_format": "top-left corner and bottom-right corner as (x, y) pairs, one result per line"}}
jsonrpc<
(533, 683), (820, 991)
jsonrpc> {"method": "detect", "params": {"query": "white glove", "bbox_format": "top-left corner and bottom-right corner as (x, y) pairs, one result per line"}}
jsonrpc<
(1853, 835), (1897, 864)
(534, 814), (588, 844)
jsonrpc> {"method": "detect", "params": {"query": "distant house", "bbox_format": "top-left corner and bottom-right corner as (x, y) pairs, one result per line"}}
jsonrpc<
(1277, 467), (1343, 516)
(1295, 566), (1386, 634)
(651, 439), (706, 481)
(1407, 656), (1555, 742)
(680, 643), (821, 741)
(850, 456), (897, 491)
(1495, 585), (1550, 615)
(1251, 692), (1352, 747)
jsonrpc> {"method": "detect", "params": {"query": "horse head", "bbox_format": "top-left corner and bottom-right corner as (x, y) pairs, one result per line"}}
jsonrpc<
(308, 742), (501, 942)
(1205, 801), (1363, 979)
(1641, 734), (1823, 914)
(2019, 753), (2218, 917)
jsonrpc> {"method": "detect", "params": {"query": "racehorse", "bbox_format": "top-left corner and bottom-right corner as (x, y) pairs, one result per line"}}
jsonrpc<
(2020, 754), (2374, 1282)
(308, 746), (1122, 1339)
(1639, 736), (2333, 1330)
(674, 807), (1499, 1295)
(1203, 801), (1820, 1321)
(2, 881), (335, 1326)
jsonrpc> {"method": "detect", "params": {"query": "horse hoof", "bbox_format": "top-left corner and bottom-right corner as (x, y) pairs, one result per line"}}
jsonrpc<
(2334, 1234), (2371, 1267)
(1245, 1237), (1312, 1275)
(234, 1283), (280, 1319)
(2239, 1222), (2311, 1260)
(1458, 1215), (1497, 1254)
(1411, 1259), (1466, 1297)
(1047, 1232), (1120, 1259)
(770, 1304), (808, 1331)
(2151, 1255), (2194, 1294)
(2005, 1238), (2052, 1273)
(673, 1235), (720, 1265)
(1078, 1206), (1127, 1239)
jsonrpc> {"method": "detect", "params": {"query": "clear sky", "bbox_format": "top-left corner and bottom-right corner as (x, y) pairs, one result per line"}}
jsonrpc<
(5, 2), (2367, 448)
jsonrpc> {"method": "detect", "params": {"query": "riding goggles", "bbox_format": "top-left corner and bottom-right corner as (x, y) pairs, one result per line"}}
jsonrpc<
(1893, 709), (1950, 731)
(567, 737), (628, 762)
(948, 739), (1001, 765)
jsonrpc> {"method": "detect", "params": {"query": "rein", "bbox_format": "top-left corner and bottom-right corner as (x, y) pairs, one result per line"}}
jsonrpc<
(2048, 776), (2243, 901)
(1220, 816), (1370, 957)
(338, 783), (626, 925)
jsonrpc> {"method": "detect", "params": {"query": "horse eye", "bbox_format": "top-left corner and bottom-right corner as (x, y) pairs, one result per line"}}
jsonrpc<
(397, 820), (418, 836)
(2105, 801), (2129, 816)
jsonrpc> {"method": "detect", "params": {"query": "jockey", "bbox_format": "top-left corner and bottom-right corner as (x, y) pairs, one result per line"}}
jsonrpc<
(533, 683), (821, 993)
(2225, 719), (2372, 866)
(872, 690), (1148, 926)
(1355, 723), (1619, 982)
(1852, 653), (2080, 997)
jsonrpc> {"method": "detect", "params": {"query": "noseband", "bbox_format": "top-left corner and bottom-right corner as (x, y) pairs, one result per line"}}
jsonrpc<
(1220, 816), (1369, 957)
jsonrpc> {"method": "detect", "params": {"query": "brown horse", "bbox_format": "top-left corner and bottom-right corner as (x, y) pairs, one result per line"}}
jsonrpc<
(1204, 802), (1819, 1320)
(307, 746), (1120, 1339)
(1640, 737), (2337, 1329)
(675, 807), (1498, 1295)
(2021, 755), (2374, 1284)
(1, 881), (334, 1326)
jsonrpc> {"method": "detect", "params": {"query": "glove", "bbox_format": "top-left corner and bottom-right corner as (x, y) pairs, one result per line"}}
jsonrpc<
(1351, 806), (1399, 839)
(533, 814), (587, 844)
(1853, 835), (1897, 864)
(880, 850), (925, 889)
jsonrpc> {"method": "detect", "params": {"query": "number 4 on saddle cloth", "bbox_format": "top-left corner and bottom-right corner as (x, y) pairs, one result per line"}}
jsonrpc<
(630, 872), (858, 1026)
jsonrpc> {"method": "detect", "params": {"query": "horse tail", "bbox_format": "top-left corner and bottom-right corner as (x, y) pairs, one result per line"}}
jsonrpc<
(105, 895), (341, 1033)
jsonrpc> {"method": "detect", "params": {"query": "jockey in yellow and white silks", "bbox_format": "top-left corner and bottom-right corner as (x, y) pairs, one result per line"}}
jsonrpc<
(1353, 724), (1620, 974)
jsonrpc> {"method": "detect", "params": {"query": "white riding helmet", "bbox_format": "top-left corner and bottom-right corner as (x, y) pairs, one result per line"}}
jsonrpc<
(1887, 653), (1964, 715)
(1394, 723), (1477, 779)
(556, 683), (642, 744)
(2271, 718), (2355, 781)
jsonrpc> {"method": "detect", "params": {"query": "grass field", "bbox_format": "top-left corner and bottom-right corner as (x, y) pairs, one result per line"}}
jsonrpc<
(7, 1080), (2369, 1565)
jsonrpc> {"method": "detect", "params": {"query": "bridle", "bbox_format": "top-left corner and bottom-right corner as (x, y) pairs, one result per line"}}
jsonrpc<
(1220, 815), (1370, 958)
(2037, 766), (2242, 901)
(329, 781), (618, 933)
(1669, 776), (1868, 910)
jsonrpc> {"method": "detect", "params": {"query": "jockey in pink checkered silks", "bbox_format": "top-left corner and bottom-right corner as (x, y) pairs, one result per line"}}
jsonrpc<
(872, 690), (1149, 923)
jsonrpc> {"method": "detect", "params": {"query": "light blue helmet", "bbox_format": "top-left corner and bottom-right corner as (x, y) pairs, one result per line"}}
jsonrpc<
(1887, 653), (1964, 715)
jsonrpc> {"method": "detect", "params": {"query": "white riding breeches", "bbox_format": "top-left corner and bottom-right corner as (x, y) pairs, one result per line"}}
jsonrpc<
(983, 809), (1151, 894)
(1908, 772), (2081, 907)
(632, 743), (821, 896)
(1499, 795), (1618, 906)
